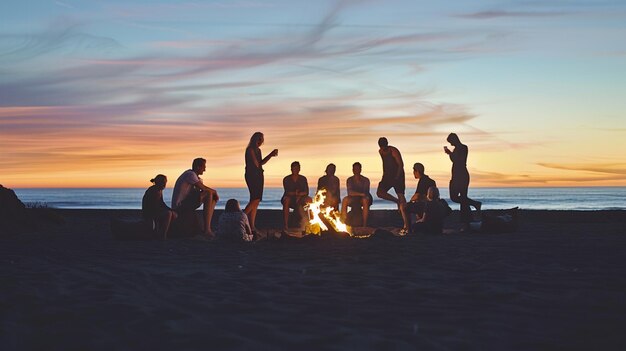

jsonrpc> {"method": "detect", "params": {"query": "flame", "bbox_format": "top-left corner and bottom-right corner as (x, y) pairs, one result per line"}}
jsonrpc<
(304, 189), (351, 235)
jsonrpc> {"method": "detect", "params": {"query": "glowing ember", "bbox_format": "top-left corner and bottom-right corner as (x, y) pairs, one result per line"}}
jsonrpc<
(304, 189), (351, 235)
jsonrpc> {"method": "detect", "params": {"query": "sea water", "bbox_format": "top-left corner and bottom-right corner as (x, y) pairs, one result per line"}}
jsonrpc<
(12, 187), (626, 211)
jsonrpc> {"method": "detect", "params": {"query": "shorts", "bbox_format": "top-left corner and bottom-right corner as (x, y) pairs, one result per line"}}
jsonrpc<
(245, 171), (264, 201)
(177, 189), (202, 213)
(281, 195), (308, 209)
(344, 195), (373, 209)
(377, 174), (405, 195)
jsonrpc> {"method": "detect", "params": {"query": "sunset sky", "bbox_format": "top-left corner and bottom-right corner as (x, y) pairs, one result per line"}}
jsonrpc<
(1, 0), (625, 188)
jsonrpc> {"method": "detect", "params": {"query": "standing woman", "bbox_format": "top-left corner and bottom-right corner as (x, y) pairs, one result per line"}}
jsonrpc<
(244, 132), (278, 234)
(444, 133), (481, 230)
(142, 174), (178, 239)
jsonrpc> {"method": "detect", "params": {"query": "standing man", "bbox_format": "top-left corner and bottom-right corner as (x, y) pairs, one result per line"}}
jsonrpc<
(406, 162), (437, 220)
(341, 162), (373, 227)
(172, 158), (219, 237)
(281, 161), (311, 233)
(376, 137), (410, 235)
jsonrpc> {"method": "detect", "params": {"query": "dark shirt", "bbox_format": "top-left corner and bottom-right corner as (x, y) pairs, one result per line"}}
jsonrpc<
(423, 200), (445, 234)
(282, 175), (309, 197)
(449, 144), (469, 175)
(317, 175), (340, 200)
(142, 185), (170, 220)
(415, 175), (436, 200)
(245, 146), (263, 174)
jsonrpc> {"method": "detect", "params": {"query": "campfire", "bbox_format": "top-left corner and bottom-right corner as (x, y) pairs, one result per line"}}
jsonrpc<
(304, 189), (351, 236)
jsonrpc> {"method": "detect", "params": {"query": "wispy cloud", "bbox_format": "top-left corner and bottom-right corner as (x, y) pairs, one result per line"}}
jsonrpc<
(538, 163), (626, 175)
(456, 10), (570, 19)
(0, 1), (563, 187)
(0, 20), (123, 63)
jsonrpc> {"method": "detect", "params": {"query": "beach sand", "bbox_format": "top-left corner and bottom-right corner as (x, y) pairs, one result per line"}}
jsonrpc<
(1, 209), (625, 350)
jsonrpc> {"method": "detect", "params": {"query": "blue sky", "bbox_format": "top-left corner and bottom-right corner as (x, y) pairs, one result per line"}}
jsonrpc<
(1, 0), (625, 187)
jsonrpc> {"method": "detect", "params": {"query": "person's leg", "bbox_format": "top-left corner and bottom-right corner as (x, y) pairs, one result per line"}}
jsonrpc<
(330, 197), (339, 212)
(341, 196), (349, 219)
(397, 193), (410, 231)
(457, 184), (472, 224)
(200, 192), (216, 236)
(449, 180), (462, 205)
(155, 210), (174, 240)
(361, 197), (370, 227)
(282, 197), (291, 230)
(450, 179), (471, 227)
(377, 182), (399, 204)
(244, 199), (260, 230)
(296, 196), (311, 228)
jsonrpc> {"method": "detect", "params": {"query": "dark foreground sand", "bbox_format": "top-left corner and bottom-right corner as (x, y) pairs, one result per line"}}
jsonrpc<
(1, 209), (625, 350)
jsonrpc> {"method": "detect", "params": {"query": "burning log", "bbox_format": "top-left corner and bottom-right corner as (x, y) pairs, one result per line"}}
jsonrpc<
(304, 190), (352, 238)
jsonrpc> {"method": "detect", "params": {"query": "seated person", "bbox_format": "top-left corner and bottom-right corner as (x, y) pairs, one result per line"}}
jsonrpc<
(341, 162), (373, 227)
(317, 163), (340, 210)
(142, 174), (178, 239)
(412, 186), (446, 235)
(406, 162), (436, 220)
(217, 199), (253, 242)
(282, 161), (312, 232)
(171, 158), (219, 237)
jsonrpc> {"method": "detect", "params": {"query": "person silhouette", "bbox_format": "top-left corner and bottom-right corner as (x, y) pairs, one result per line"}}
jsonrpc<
(444, 133), (481, 230)
(243, 132), (278, 236)
(171, 158), (219, 237)
(142, 174), (177, 239)
(341, 162), (373, 227)
(411, 186), (446, 235)
(406, 162), (437, 221)
(281, 161), (311, 233)
(317, 163), (340, 210)
(376, 137), (410, 235)
(218, 199), (253, 242)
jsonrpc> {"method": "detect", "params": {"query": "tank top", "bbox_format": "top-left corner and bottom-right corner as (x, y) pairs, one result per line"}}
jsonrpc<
(245, 147), (262, 174)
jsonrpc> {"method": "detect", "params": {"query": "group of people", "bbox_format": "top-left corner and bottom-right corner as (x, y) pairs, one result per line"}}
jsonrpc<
(141, 132), (481, 240)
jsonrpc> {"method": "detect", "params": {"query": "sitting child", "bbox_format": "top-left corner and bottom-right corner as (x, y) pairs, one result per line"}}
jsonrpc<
(217, 199), (253, 242)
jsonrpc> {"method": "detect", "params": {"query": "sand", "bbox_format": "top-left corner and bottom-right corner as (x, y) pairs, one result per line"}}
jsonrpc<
(1, 209), (625, 350)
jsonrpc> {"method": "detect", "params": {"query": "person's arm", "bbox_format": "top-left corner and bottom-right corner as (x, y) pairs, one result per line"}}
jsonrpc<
(411, 179), (425, 202)
(416, 212), (427, 223)
(193, 180), (219, 200)
(261, 149), (278, 165)
(444, 146), (453, 162)
(283, 177), (295, 196)
(296, 177), (309, 197)
(158, 191), (172, 211)
(391, 148), (404, 179)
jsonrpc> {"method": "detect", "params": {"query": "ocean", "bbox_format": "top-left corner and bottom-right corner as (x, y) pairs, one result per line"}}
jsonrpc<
(12, 187), (626, 211)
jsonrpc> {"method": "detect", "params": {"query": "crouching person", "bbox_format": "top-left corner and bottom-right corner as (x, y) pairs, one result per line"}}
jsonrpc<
(217, 199), (253, 242)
